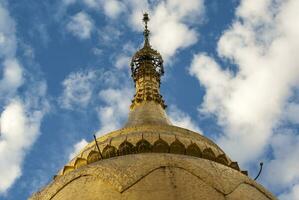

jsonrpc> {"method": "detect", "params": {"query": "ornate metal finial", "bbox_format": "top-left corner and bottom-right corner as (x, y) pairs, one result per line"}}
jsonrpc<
(129, 13), (166, 110)
(93, 135), (103, 159)
(143, 12), (150, 47)
(254, 162), (263, 180)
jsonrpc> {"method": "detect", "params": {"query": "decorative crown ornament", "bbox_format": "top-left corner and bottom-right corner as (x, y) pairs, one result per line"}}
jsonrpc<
(130, 13), (166, 109)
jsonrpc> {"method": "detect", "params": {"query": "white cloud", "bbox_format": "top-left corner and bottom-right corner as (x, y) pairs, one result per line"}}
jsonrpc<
(63, 1), (204, 62)
(115, 55), (130, 70)
(60, 69), (129, 110)
(75, 0), (204, 62)
(66, 12), (94, 39)
(82, 0), (99, 9)
(68, 139), (88, 160)
(0, 101), (24, 192)
(128, 0), (204, 62)
(0, 59), (23, 96)
(190, 0), (299, 163)
(189, 54), (232, 119)
(283, 103), (299, 124)
(96, 87), (133, 135)
(60, 70), (96, 109)
(115, 42), (136, 70)
(0, 1), (21, 97)
(0, 3), (17, 58)
(82, 0), (125, 18)
(61, 65), (133, 136)
(263, 130), (299, 190)
(0, 94), (48, 193)
(168, 105), (201, 133)
(102, 0), (125, 19)
(189, 0), (299, 196)
(0, 2), (49, 194)
(279, 184), (299, 200)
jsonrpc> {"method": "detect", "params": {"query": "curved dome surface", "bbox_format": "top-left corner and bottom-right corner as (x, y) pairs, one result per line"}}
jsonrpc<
(30, 123), (277, 200)
(31, 154), (275, 200)
(55, 124), (242, 177)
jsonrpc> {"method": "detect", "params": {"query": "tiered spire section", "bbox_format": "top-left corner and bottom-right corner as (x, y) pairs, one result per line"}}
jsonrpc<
(130, 13), (166, 110)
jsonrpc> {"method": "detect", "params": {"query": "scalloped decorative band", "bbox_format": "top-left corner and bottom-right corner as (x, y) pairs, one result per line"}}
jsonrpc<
(60, 138), (247, 177)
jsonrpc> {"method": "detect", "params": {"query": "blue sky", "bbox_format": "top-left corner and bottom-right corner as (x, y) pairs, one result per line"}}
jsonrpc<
(1, 0), (299, 199)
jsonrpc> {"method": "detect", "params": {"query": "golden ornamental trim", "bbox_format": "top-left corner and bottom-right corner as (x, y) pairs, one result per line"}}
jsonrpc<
(60, 137), (246, 177)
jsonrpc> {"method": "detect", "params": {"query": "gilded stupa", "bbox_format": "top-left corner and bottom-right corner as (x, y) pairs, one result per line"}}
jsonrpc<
(30, 13), (277, 200)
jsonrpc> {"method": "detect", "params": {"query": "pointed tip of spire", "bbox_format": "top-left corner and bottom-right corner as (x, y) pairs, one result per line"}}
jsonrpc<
(142, 12), (150, 47)
(143, 12), (150, 24)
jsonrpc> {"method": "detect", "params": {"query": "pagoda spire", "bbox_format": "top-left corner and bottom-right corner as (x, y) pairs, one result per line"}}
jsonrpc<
(130, 12), (166, 110)
(125, 13), (170, 127)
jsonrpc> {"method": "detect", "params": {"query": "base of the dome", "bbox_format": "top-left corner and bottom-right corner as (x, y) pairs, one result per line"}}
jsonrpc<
(30, 153), (276, 200)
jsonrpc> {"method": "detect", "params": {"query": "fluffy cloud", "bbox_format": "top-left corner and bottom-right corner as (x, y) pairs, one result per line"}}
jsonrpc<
(68, 139), (88, 160)
(64, 0), (204, 62)
(0, 2), (48, 194)
(0, 2), (22, 96)
(128, 0), (204, 62)
(0, 80), (48, 193)
(0, 59), (23, 97)
(82, 0), (125, 18)
(60, 70), (97, 109)
(168, 105), (201, 133)
(283, 103), (299, 124)
(102, 0), (125, 19)
(0, 97), (47, 193)
(115, 55), (130, 70)
(0, 101), (25, 192)
(61, 68), (133, 163)
(96, 87), (133, 135)
(66, 12), (94, 39)
(279, 184), (299, 200)
(0, 3), (16, 58)
(189, 0), (299, 196)
(264, 130), (299, 190)
(64, 69), (200, 146)
(59, 69), (130, 110)
(115, 42), (136, 70)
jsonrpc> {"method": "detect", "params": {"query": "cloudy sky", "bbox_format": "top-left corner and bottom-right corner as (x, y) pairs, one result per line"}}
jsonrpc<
(0, 0), (299, 199)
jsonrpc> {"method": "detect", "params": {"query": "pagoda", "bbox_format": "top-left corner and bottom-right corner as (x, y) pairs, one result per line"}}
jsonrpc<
(30, 13), (277, 200)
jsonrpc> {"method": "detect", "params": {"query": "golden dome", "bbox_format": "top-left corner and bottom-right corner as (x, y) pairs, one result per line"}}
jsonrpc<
(30, 13), (277, 200)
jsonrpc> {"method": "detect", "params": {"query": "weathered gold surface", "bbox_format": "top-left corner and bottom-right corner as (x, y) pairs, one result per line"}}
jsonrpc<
(30, 154), (276, 200)
(126, 101), (171, 126)
(130, 13), (166, 109)
(56, 124), (244, 177)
